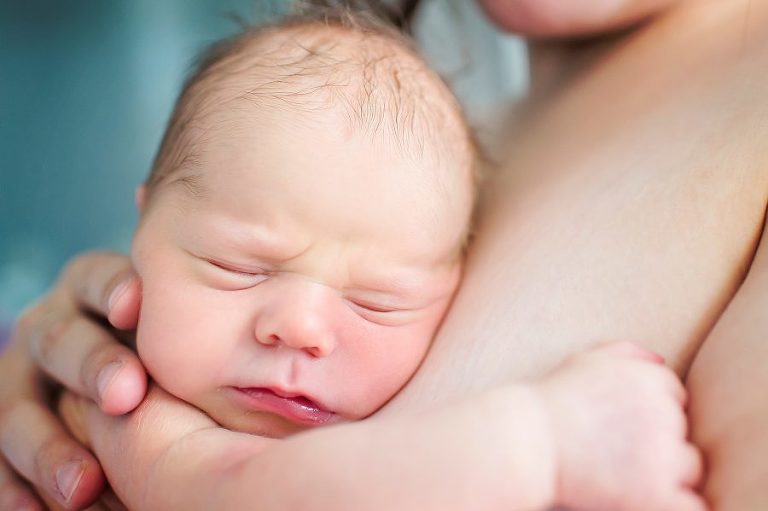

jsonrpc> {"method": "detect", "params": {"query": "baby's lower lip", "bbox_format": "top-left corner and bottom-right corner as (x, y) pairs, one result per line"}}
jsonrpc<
(232, 387), (335, 425)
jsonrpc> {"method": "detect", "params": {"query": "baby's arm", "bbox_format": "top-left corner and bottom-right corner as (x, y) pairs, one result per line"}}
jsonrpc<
(63, 384), (554, 510)
(61, 343), (703, 511)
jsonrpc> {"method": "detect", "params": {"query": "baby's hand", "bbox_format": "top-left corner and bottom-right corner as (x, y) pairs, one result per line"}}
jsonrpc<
(537, 342), (707, 511)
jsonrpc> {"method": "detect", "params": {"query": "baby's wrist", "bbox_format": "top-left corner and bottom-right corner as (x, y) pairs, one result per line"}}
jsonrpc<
(486, 385), (559, 509)
(527, 384), (568, 508)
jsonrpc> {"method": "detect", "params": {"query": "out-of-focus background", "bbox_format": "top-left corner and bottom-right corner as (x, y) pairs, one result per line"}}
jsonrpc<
(0, 0), (528, 348)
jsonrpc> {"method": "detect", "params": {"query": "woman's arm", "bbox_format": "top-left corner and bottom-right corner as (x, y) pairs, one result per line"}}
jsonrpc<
(687, 215), (768, 510)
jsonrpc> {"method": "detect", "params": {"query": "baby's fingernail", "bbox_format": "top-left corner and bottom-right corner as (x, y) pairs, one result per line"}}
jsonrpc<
(640, 349), (665, 364)
(107, 278), (131, 311)
(97, 360), (124, 400)
(55, 460), (85, 504)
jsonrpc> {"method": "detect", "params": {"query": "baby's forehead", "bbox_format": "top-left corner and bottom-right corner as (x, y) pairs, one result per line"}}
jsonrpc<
(207, 23), (433, 98)
(148, 21), (477, 255)
(166, 22), (471, 173)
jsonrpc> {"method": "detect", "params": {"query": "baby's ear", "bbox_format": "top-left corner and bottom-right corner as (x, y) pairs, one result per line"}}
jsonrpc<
(135, 184), (147, 213)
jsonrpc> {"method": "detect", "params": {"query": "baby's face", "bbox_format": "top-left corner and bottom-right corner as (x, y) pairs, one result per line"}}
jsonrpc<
(132, 102), (472, 438)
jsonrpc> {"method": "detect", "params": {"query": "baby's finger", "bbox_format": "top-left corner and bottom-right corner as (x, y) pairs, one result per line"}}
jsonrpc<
(680, 443), (705, 488)
(637, 359), (687, 408)
(27, 308), (146, 416)
(60, 252), (140, 331)
(665, 490), (709, 511)
(0, 401), (105, 510)
(592, 340), (666, 364)
(0, 457), (44, 511)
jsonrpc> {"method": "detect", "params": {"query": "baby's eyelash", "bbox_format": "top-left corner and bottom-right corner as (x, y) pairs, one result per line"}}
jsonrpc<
(350, 300), (399, 313)
(207, 259), (265, 276)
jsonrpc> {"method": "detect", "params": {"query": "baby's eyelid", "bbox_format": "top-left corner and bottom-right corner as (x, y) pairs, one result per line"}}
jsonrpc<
(349, 299), (399, 313)
(207, 259), (266, 276)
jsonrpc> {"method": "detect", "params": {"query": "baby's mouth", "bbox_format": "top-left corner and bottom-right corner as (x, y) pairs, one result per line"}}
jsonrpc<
(232, 387), (336, 425)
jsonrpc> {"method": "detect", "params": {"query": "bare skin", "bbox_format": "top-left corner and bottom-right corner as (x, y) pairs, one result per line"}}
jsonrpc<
(58, 343), (702, 511)
(3, 0), (768, 509)
(477, 0), (679, 37)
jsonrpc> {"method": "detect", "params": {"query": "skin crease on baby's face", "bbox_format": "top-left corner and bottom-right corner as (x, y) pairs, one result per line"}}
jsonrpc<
(131, 30), (474, 439)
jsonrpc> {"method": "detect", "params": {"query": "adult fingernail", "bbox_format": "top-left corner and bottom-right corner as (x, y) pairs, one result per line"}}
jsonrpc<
(97, 360), (124, 400)
(108, 278), (131, 312)
(55, 460), (85, 504)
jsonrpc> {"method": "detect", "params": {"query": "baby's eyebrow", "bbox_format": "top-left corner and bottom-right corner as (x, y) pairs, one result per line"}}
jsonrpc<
(189, 216), (308, 263)
(168, 172), (208, 199)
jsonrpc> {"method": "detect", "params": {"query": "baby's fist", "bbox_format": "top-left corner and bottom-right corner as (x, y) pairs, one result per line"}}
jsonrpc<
(538, 342), (707, 511)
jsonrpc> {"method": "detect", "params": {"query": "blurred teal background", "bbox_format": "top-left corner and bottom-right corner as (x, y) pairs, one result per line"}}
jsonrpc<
(0, 0), (284, 342)
(0, 0), (528, 346)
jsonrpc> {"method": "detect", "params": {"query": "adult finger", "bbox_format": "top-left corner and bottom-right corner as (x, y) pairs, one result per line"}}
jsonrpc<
(0, 457), (44, 511)
(26, 307), (147, 416)
(59, 252), (140, 331)
(0, 401), (105, 510)
(96, 490), (128, 511)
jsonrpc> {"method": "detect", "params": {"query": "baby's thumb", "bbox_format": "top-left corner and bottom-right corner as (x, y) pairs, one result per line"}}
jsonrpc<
(591, 341), (665, 364)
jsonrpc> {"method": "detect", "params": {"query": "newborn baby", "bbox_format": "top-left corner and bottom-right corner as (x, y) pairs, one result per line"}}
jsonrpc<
(75, 4), (704, 510)
(132, 9), (475, 439)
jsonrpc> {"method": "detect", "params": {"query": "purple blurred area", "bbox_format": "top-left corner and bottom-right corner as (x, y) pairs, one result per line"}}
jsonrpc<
(0, 319), (10, 352)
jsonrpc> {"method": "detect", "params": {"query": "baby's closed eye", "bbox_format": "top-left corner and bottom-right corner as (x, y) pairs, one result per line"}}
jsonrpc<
(205, 258), (271, 289)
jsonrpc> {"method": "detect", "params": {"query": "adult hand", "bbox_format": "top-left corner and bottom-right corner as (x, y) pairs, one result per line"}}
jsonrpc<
(477, 0), (680, 37)
(58, 385), (219, 511)
(0, 252), (146, 510)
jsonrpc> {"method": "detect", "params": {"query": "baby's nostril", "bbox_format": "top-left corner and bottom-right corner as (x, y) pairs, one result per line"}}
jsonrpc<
(267, 334), (280, 344)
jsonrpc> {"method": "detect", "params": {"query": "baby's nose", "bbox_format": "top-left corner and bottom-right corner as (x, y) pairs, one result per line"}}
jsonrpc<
(254, 280), (337, 358)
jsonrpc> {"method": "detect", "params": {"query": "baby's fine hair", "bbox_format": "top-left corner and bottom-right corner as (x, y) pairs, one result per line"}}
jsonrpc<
(145, 0), (477, 205)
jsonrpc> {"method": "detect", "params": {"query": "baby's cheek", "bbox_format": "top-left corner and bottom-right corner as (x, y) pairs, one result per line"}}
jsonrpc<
(135, 298), (223, 403)
(343, 323), (436, 417)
